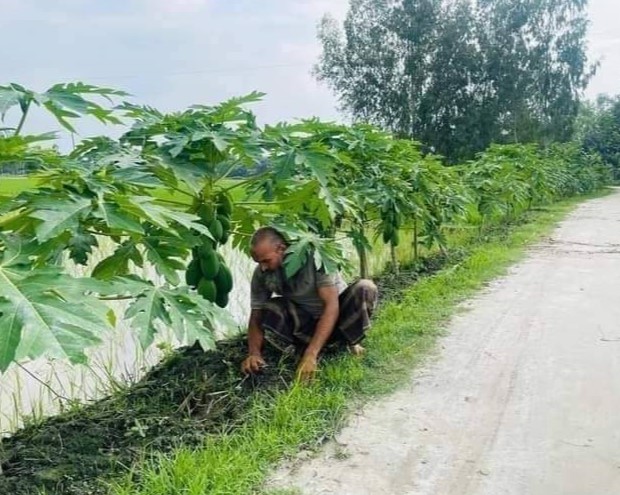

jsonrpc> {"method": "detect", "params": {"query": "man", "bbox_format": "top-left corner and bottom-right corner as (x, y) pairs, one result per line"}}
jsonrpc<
(241, 226), (378, 381)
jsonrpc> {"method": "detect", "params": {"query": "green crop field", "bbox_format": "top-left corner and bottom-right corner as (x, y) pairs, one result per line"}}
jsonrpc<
(0, 177), (40, 200)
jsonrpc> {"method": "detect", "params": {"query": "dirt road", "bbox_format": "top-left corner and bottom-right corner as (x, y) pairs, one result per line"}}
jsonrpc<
(269, 192), (620, 495)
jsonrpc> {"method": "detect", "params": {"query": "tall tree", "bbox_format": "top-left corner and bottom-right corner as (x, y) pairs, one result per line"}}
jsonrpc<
(315, 0), (595, 162)
(315, 0), (399, 125)
(477, 0), (594, 144)
(580, 95), (620, 178)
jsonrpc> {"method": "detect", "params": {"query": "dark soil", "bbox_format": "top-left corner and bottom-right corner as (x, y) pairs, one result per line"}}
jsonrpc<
(0, 340), (296, 495)
(374, 248), (468, 304)
(0, 244), (471, 495)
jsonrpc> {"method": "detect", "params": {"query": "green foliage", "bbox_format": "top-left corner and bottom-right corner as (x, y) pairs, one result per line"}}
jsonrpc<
(580, 95), (620, 179)
(0, 134), (60, 174)
(0, 80), (611, 373)
(0, 82), (127, 136)
(0, 235), (111, 371)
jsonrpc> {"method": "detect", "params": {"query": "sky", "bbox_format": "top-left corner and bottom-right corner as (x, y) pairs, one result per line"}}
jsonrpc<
(1, 0), (619, 141)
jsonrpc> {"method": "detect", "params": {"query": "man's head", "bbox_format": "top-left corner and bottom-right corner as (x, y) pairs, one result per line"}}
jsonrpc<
(250, 227), (288, 272)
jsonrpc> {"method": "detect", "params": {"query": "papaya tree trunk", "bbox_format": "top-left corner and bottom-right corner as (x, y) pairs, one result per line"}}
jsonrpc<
(356, 224), (369, 279)
(358, 244), (369, 279)
(413, 217), (419, 262)
(390, 242), (399, 275)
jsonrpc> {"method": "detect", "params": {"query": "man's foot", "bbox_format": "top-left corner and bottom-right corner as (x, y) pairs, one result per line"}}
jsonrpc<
(348, 344), (365, 356)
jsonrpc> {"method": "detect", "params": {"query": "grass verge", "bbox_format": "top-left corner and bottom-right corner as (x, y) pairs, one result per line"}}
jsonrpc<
(106, 192), (607, 495)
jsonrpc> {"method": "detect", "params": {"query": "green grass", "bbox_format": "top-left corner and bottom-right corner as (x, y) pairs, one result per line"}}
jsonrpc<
(0, 176), (40, 201)
(109, 192), (606, 495)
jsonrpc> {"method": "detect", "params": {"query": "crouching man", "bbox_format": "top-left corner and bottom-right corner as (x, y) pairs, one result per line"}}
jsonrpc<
(241, 227), (378, 381)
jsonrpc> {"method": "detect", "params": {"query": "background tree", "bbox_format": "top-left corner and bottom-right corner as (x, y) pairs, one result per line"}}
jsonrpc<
(315, 0), (595, 162)
(579, 95), (620, 178)
(476, 0), (594, 145)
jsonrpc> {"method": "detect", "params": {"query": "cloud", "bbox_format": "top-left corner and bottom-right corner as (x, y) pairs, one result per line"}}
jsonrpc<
(289, 0), (349, 21)
(585, 0), (620, 97)
(590, 37), (620, 50)
(147, 0), (211, 14)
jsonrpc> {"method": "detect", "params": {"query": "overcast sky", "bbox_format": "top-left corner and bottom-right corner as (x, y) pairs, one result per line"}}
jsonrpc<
(2, 0), (619, 140)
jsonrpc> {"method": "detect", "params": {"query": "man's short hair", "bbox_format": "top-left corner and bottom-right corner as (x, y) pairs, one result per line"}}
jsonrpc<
(250, 226), (288, 249)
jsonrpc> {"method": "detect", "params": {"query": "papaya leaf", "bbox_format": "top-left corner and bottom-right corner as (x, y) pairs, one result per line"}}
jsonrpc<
(124, 284), (235, 351)
(125, 283), (170, 349)
(95, 200), (144, 234)
(68, 232), (98, 265)
(164, 287), (235, 350)
(115, 195), (213, 239)
(92, 241), (143, 280)
(0, 246), (112, 371)
(283, 242), (309, 279)
(29, 195), (93, 242)
(0, 85), (23, 119)
(142, 237), (185, 285)
(281, 230), (348, 278)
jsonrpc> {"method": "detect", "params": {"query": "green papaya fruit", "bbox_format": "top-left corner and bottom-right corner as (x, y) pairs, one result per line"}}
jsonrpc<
(215, 290), (229, 308)
(391, 230), (400, 247)
(208, 218), (224, 243)
(216, 192), (233, 216)
(218, 214), (231, 233)
(214, 263), (233, 294)
(199, 247), (220, 279)
(217, 214), (231, 244)
(382, 225), (393, 244)
(185, 258), (202, 287)
(197, 278), (217, 302)
(191, 196), (202, 214)
(197, 203), (215, 226)
(190, 233), (206, 257)
(196, 241), (214, 259)
(199, 235), (216, 251)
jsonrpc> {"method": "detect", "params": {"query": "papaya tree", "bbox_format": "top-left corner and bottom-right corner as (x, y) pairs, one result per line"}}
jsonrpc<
(0, 88), (254, 371)
(407, 150), (469, 258)
(0, 80), (611, 376)
(0, 82), (127, 136)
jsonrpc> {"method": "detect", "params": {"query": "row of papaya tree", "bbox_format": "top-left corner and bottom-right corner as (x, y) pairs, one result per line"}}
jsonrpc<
(0, 82), (612, 372)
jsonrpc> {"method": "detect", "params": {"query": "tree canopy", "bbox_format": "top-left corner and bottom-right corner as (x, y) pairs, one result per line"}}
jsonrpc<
(315, 0), (595, 162)
(579, 96), (620, 178)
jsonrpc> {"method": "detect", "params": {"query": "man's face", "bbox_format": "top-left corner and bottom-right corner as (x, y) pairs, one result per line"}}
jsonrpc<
(251, 239), (286, 272)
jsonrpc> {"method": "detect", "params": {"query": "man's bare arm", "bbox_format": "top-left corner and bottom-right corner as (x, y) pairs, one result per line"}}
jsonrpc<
(247, 309), (264, 356)
(297, 285), (339, 380)
(242, 309), (266, 374)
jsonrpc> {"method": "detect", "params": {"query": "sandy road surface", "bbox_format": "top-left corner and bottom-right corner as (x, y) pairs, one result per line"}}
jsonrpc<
(269, 192), (620, 495)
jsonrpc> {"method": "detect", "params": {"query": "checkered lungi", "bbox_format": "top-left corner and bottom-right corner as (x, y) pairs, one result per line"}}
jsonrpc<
(259, 279), (378, 354)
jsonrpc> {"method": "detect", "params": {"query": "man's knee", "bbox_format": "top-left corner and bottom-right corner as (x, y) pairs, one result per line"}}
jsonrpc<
(356, 278), (377, 293)
(351, 279), (378, 302)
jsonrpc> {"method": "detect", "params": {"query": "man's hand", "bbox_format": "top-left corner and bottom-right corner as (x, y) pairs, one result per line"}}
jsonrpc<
(241, 354), (266, 374)
(296, 354), (318, 382)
